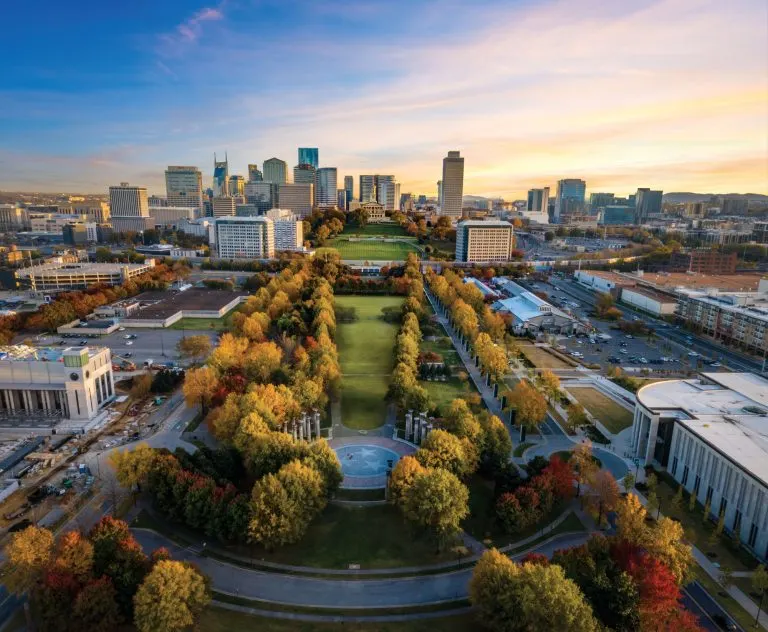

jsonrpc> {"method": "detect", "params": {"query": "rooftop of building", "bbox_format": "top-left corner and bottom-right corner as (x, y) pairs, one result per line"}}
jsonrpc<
(577, 270), (637, 285)
(458, 219), (513, 228)
(579, 269), (765, 292)
(214, 215), (272, 223)
(127, 288), (248, 320)
(638, 373), (768, 486)
(15, 260), (154, 276)
(621, 285), (678, 304)
(491, 277), (572, 322)
(677, 287), (768, 322)
(463, 277), (496, 297)
(0, 345), (104, 363)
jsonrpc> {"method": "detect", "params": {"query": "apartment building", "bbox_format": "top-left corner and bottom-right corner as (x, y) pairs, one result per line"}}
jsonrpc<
(212, 216), (275, 259)
(265, 209), (304, 251)
(455, 220), (514, 263)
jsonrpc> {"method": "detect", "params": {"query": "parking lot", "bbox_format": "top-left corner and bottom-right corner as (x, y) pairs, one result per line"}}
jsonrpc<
(24, 328), (218, 368)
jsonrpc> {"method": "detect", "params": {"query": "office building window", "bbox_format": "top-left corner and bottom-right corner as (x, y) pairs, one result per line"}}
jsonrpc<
(693, 475), (701, 496)
(749, 523), (758, 548)
(671, 456), (678, 475)
(719, 498), (728, 517)
(706, 486), (714, 504)
(682, 465), (689, 486)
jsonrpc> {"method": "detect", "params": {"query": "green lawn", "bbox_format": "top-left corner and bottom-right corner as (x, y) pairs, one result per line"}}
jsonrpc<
(568, 387), (633, 434)
(342, 223), (410, 237)
(326, 238), (422, 260)
(420, 335), (475, 414)
(199, 609), (484, 632)
(336, 295), (404, 429)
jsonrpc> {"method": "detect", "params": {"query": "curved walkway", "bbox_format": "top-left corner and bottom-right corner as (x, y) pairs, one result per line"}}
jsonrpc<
(523, 439), (629, 480)
(133, 528), (589, 608)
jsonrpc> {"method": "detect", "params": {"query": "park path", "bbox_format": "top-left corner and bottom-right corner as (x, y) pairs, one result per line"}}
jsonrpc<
(131, 528), (590, 608)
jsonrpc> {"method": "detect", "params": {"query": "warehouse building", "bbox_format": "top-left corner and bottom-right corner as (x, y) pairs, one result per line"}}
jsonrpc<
(631, 373), (768, 559)
(491, 277), (584, 334)
(620, 286), (677, 316)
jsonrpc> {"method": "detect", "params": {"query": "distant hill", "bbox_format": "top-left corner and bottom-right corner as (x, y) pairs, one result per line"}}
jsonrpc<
(663, 192), (768, 204)
(463, 195), (489, 202)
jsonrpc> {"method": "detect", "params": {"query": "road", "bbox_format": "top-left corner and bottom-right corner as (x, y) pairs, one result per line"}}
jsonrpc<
(685, 581), (743, 631)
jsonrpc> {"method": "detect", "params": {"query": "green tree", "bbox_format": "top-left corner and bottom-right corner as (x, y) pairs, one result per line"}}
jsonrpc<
(302, 439), (343, 497)
(688, 489), (697, 512)
(670, 484), (684, 516)
(470, 549), (599, 632)
(565, 402), (588, 431)
(479, 414), (513, 476)
(622, 472), (635, 491)
(751, 565), (768, 625)
(133, 561), (210, 632)
(402, 468), (469, 550)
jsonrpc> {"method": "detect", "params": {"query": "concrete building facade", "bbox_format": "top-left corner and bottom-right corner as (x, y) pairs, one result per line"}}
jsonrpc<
(212, 216), (275, 259)
(455, 220), (513, 263)
(263, 158), (288, 184)
(440, 151), (464, 218)
(266, 209), (304, 250)
(109, 183), (155, 234)
(16, 260), (155, 291)
(165, 166), (204, 214)
(277, 183), (314, 218)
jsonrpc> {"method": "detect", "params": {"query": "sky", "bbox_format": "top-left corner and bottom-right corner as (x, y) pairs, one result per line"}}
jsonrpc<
(0, 0), (767, 198)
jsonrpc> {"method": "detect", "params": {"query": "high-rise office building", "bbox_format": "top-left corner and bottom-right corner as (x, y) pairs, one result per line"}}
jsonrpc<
(316, 168), (338, 208)
(437, 180), (443, 206)
(527, 188), (550, 213)
(344, 176), (354, 207)
(72, 202), (111, 224)
(277, 183), (314, 218)
(298, 148), (319, 169)
(337, 189), (347, 211)
(212, 196), (237, 218)
(634, 188), (663, 224)
(165, 166), (204, 216)
(455, 220), (513, 262)
(213, 154), (229, 197)
(554, 179), (586, 222)
(212, 216), (275, 259)
(588, 192), (615, 213)
(359, 175), (376, 203)
(374, 175), (395, 210)
(248, 164), (263, 182)
(228, 175), (245, 197)
(109, 183), (155, 233)
(263, 158), (288, 184)
(440, 151), (464, 218)
(266, 208), (304, 251)
(294, 163), (317, 204)
(244, 182), (277, 214)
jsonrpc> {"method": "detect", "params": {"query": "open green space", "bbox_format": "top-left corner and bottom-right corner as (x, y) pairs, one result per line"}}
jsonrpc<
(199, 609), (484, 632)
(568, 387), (634, 434)
(516, 342), (571, 369)
(419, 335), (476, 414)
(326, 238), (422, 261)
(336, 295), (404, 429)
(342, 223), (410, 237)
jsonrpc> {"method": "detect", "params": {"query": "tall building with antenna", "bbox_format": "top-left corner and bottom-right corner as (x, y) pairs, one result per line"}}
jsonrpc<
(213, 153), (229, 197)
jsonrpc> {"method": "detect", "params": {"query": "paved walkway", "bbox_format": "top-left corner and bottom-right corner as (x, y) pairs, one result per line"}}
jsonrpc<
(132, 528), (591, 608)
(328, 436), (415, 489)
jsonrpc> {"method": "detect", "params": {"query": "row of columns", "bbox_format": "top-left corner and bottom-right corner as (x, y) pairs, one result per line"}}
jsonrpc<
(0, 389), (67, 417)
(404, 410), (434, 445)
(281, 410), (322, 442)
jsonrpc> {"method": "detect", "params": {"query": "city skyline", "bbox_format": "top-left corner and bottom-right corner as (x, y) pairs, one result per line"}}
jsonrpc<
(1, 0), (766, 197)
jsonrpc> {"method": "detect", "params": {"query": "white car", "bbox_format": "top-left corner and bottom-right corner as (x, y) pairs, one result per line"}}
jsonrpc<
(639, 357), (648, 364)
(710, 362), (722, 367)
(619, 349), (628, 354)
(126, 341), (133, 346)
(123, 334), (131, 339)
(688, 351), (699, 357)
(118, 327), (125, 332)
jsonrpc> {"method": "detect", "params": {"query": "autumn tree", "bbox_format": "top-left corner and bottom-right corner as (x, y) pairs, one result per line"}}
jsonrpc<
(570, 441), (599, 498)
(470, 549), (599, 632)
(133, 561), (210, 632)
(109, 442), (157, 492)
(3, 525), (55, 594)
(389, 456), (426, 506)
(73, 577), (122, 632)
(646, 517), (694, 585)
(506, 380), (547, 434)
(208, 333), (249, 373)
(402, 468), (469, 549)
(537, 370), (561, 403)
(243, 341), (283, 382)
(566, 402), (588, 431)
(588, 470), (620, 526)
(53, 531), (93, 581)
(616, 493), (649, 546)
(415, 429), (477, 478)
(130, 373), (153, 400)
(176, 335), (212, 364)
(182, 366), (220, 416)
(478, 414), (513, 476)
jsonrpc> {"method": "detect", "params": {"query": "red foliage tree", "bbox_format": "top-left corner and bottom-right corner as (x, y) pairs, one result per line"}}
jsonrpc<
(520, 552), (549, 566)
(543, 455), (576, 500)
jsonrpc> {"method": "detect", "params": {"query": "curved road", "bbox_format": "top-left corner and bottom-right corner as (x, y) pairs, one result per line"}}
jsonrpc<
(132, 530), (589, 608)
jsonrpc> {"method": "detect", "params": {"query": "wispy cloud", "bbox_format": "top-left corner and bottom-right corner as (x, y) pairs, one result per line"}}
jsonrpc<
(158, 5), (225, 56)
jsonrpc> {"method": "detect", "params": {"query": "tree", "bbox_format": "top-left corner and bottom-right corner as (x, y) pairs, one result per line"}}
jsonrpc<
(302, 439), (343, 497)
(670, 484), (684, 516)
(415, 429), (476, 478)
(176, 335), (212, 364)
(752, 565), (768, 626)
(389, 455), (426, 506)
(537, 370), (561, 403)
(616, 493), (649, 546)
(130, 373), (152, 400)
(248, 474), (301, 548)
(479, 415), (513, 476)
(3, 525), (54, 594)
(570, 441), (598, 498)
(133, 561), (210, 632)
(402, 468), (469, 550)
(647, 517), (694, 585)
(109, 442), (156, 492)
(588, 470), (620, 526)
(543, 455), (576, 500)
(719, 566), (734, 590)
(646, 490), (660, 521)
(73, 577), (122, 632)
(208, 333), (249, 373)
(566, 402), (588, 431)
(595, 292), (615, 317)
(182, 366), (220, 416)
(506, 381), (547, 433)
(53, 531), (93, 581)
(623, 472), (636, 491)
(243, 341), (283, 382)
(470, 549), (599, 632)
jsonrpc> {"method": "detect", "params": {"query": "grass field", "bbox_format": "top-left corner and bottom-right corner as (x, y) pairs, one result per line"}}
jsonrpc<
(420, 335), (472, 413)
(327, 238), (422, 260)
(199, 609), (484, 632)
(568, 387), (634, 434)
(336, 295), (404, 429)
(517, 343), (571, 369)
(342, 223), (409, 237)
(168, 310), (238, 331)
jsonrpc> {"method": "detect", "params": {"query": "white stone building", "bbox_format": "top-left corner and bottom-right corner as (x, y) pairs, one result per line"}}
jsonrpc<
(266, 209), (304, 251)
(631, 373), (768, 558)
(212, 216), (275, 259)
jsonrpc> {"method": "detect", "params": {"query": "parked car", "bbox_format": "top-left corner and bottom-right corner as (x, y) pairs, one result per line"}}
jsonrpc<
(118, 327), (125, 331)
(126, 341), (133, 346)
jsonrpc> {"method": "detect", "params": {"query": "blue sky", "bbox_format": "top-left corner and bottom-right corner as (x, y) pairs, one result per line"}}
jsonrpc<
(1, 0), (766, 197)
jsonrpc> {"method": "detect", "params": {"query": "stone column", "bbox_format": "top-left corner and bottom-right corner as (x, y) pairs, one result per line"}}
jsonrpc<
(291, 420), (297, 441)
(300, 413), (307, 439)
(298, 421), (305, 442)
(405, 410), (413, 442)
(314, 411), (321, 439)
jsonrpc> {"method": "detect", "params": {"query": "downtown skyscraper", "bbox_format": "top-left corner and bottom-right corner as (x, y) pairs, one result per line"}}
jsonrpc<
(213, 154), (229, 196)
(263, 158), (288, 184)
(440, 151), (464, 218)
(316, 168), (338, 208)
(298, 147), (319, 169)
(554, 179), (586, 222)
(165, 166), (204, 215)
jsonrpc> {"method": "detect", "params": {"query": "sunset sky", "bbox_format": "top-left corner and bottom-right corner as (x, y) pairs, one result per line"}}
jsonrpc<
(1, 0), (766, 198)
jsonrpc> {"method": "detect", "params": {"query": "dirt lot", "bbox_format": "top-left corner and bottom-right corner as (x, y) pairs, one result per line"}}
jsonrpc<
(517, 342), (572, 369)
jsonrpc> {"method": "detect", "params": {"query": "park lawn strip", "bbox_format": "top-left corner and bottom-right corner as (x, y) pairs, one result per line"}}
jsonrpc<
(516, 342), (570, 369)
(419, 334), (478, 414)
(342, 223), (410, 237)
(513, 442), (534, 457)
(334, 488), (387, 501)
(568, 387), (633, 434)
(326, 239), (421, 260)
(336, 295), (403, 430)
(198, 608), (485, 632)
